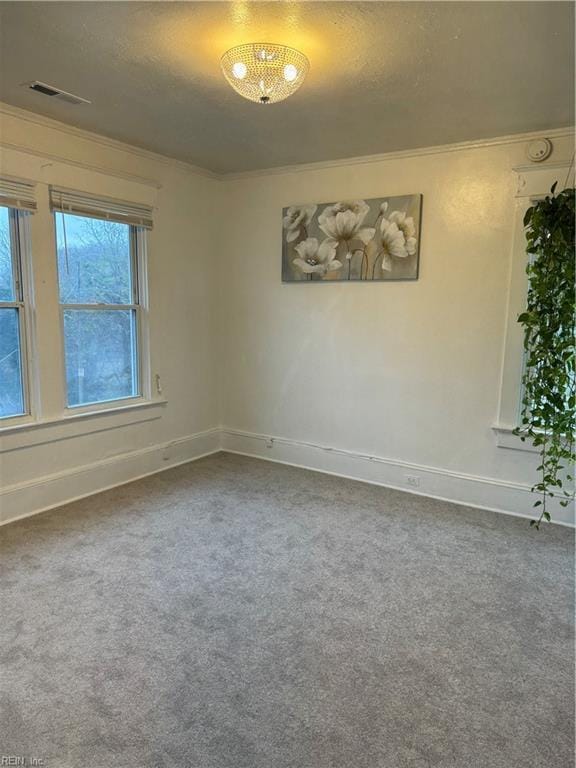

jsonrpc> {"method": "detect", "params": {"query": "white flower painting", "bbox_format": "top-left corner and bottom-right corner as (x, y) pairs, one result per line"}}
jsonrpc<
(282, 194), (422, 282)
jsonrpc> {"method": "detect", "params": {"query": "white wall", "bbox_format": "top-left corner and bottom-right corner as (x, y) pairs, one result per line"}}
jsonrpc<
(1, 105), (573, 525)
(216, 133), (575, 524)
(0, 106), (220, 522)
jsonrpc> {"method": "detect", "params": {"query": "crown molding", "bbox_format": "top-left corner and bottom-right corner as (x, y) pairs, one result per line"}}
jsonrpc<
(223, 126), (575, 181)
(0, 101), (218, 181)
(1, 101), (573, 183)
(0, 140), (166, 190)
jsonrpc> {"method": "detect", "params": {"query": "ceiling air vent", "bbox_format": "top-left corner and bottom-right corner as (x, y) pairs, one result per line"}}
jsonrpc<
(24, 81), (91, 105)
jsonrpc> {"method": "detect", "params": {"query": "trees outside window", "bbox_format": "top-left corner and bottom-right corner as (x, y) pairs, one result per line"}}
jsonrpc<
(0, 206), (27, 419)
(54, 213), (142, 407)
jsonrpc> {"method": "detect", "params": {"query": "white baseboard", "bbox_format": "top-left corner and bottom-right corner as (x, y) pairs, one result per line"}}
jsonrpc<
(0, 428), (221, 526)
(2, 426), (573, 528)
(220, 428), (575, 527)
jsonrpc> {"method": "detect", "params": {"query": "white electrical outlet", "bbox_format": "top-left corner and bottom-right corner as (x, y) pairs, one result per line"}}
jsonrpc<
(405, 475), (420, 488)
(265, 438), (274, 449)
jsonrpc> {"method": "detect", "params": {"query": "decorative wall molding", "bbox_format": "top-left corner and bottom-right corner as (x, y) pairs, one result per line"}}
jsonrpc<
(0, 140), (165, 190)
(0, 427), (220, 525)
(514, 161), (575, 198)
(492, 425), (539, 453)
(220, 428), (575, 527)
(0, 399), (167, 453)
(223, 127), (575, 181)
(0, 101), (218, 181)
(1, 101), (573, 183)
(2, 426), (574, 527)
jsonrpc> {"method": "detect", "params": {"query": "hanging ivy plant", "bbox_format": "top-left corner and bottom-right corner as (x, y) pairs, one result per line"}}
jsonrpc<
(515, 183), (575, 528)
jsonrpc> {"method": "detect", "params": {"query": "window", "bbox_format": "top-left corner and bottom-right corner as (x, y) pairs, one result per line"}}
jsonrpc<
(0, 206), (29, 419)
(54, 212), (145, 408)
(495, 162), (574, 449)
(0, 179), (153, 435)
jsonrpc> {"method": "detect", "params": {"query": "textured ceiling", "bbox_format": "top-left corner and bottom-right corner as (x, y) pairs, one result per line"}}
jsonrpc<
(0, 2), (573, 174)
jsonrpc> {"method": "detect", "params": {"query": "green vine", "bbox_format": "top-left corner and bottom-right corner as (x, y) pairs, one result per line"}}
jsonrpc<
(515, 183), (575, 528)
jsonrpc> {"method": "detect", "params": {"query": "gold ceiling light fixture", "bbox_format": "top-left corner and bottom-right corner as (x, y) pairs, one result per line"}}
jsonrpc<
(221, 43), (309, 104)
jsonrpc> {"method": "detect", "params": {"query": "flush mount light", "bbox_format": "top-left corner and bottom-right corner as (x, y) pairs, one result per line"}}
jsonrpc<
(221, 43), (309, 104)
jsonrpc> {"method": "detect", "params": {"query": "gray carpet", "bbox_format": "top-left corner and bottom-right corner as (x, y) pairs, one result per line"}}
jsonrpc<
(1, 453), (574, 768)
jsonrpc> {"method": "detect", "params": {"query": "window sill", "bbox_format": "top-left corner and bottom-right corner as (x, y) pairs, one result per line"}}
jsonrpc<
(492, 425), (539, 453)
(0, 398), (167, 453)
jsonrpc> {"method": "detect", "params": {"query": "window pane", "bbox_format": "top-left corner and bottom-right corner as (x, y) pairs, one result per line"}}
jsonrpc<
(0, 308), (24, 418)
(55, 213), (132, 304)
(0, 207), (14, 302)
(63, 309), (138, 406)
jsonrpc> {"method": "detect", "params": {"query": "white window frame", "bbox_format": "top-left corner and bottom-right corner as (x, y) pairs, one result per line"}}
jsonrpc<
(494, 162), (574, 451)
(0, 166), (163, 454)
(0, 207), (36, 424)
(54, 212), (151, 415)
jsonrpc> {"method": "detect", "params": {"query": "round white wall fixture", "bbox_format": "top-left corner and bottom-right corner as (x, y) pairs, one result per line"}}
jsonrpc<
(527, 138), (552, 163)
